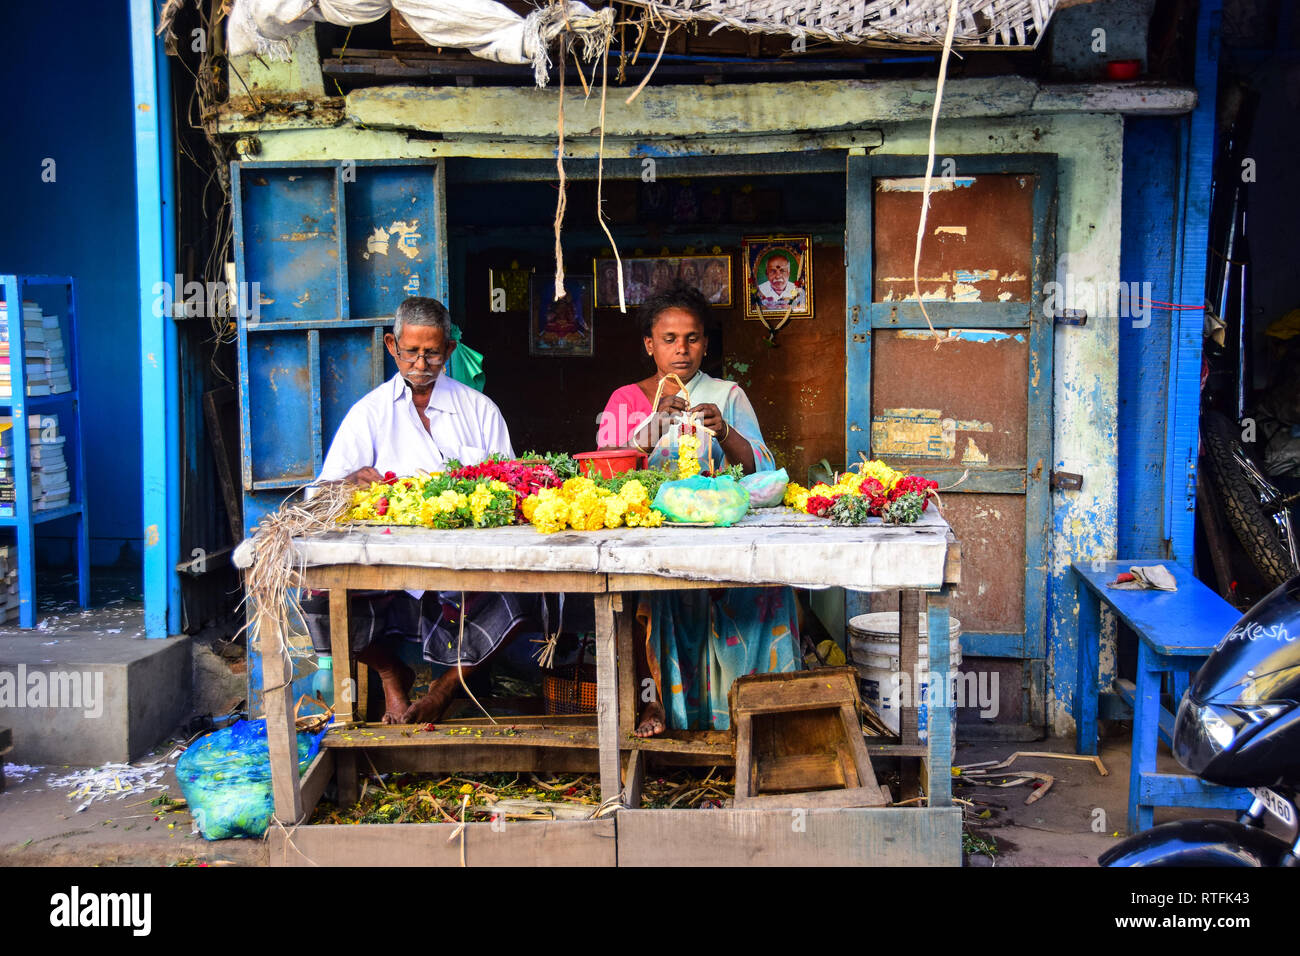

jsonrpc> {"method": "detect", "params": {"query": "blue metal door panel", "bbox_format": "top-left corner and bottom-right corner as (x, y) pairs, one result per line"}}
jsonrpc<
(246, 330), (317, 486)
(345, 162), (447, 317)
(233, 159), (446, 534)
(239, 167), (342, 323)
(320, 327), (384, 446)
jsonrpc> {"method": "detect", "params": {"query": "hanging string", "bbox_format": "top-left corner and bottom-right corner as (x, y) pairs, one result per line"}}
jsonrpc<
(595, 48), (627, 313)
(911, 0), (961, 350)
(553, 34), (568, 303)
(455, 592), (497, 724)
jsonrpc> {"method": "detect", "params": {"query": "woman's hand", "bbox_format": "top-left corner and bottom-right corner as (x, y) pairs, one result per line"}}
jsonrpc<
(689, 402), (725, 436)
(656, 393), (688, 418)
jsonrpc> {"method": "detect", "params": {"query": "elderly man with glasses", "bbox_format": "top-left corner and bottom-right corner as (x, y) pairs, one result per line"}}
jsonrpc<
(305, 296), (532, 725)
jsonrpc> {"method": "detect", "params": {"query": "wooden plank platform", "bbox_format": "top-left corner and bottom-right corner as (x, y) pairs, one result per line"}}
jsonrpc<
(616, 808), (963, 866)
(269, 819), (617, 867)
(266, 810), (961, 866)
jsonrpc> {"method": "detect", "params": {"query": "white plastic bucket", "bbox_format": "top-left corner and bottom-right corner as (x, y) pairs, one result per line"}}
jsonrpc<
(848, 612), (962, 743)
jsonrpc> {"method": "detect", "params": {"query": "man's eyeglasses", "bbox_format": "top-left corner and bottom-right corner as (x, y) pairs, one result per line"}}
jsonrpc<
(395, 347), (447, 365)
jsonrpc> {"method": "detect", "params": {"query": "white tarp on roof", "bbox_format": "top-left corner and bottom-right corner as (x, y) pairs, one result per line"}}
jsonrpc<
(228, 0), (601, 71)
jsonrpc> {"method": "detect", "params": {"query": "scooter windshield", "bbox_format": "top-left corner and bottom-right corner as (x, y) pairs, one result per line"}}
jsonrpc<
(1195, 576), (1300, 707)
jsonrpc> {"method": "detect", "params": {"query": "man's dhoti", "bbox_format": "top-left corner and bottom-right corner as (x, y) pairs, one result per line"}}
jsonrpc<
(301, 590), (539, 668)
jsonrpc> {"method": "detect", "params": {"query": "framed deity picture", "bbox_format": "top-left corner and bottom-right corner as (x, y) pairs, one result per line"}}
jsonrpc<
(593, 255), (731, 309)
(529, 275), (594, 357)
(742, 236), (813, 319)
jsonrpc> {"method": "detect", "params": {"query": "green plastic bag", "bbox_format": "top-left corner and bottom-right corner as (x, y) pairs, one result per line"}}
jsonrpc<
(447, 323), (486, 392)
(653, 476), (750, 526)
(739, 467), (788, 508)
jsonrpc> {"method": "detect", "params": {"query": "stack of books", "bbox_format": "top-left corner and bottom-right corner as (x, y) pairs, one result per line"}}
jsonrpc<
(44, 314), (71, 394)
(29, 413), (69, 511)
(0, 545), (17, 623)
(0, 418), (12, 517)
(0, 300), (43, 400)
(22, 308), (50, 396)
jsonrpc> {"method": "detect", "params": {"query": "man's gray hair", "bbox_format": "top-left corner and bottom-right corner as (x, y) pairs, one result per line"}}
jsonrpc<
(393, 297), (453, 341)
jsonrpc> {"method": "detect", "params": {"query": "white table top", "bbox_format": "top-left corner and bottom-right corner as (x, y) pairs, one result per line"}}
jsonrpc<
(234, 508), (954, 591)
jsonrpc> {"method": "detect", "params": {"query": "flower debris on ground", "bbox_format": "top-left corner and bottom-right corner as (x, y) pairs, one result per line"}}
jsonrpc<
(312, 769), (735, 824)
(47, 759), (174, 813)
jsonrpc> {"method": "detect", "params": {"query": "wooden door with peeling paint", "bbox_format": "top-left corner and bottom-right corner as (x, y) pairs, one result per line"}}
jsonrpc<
(232, 159), (448, 535)
(846, 154), (1056, 738)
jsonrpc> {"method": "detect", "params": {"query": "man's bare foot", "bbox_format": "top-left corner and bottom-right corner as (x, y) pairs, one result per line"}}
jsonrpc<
(635, 700), (666, 737)
(400, 681), (455, 724)
(377, 661), (415, 725)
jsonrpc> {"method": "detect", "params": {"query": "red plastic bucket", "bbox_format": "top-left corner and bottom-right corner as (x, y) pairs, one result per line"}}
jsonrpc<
(573, 449), (647, 479)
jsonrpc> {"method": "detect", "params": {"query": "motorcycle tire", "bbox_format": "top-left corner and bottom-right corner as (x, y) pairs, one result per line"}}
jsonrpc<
(1202, 410), (1296, 589)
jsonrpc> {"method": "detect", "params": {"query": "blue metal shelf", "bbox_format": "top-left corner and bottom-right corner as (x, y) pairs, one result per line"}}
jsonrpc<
(0, 274), (91, 627)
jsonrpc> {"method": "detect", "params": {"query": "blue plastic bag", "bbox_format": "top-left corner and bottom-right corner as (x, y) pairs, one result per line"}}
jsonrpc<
(176, 719), (325, 840)
(739, 467), (789, 508)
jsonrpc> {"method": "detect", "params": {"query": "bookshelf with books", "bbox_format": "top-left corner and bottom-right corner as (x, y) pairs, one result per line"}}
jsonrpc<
(0, 275), (90, 626)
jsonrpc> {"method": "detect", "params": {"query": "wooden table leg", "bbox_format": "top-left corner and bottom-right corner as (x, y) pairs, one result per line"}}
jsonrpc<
(1171, 668), (1190, 713)
(924, 588), (953, 807)
(898, 590), (921, 798)
(328, 589), (353, 724)
(1129, 640), (1160, 833)
(595, 592), (621, 803)
(898, 590), (921, 746)
(336, 750), (360, 807)
(623, 748), (645, 809)
(356, 664), (370, 723)
(257, 599), (304, 825)
(616, 593), (636, 751)
(1075, 574), (1101, 755)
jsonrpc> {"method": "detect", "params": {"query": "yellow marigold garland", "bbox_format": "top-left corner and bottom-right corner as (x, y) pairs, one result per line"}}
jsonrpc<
(522, 477), (665, 533)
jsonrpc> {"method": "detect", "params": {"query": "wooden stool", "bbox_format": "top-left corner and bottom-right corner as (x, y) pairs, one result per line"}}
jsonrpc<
(730, 668), (888, 808)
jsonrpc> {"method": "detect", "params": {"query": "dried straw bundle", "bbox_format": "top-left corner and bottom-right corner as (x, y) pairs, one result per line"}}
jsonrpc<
(241, 483), (355, 679)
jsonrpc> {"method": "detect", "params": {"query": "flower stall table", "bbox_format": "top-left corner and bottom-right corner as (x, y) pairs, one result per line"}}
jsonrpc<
(234, 509), (962, 866)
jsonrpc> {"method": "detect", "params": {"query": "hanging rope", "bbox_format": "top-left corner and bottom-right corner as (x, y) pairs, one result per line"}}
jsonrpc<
(553, 34), (569, 302)
(595, 48), (628, 313)
(911, 0), (961, 350)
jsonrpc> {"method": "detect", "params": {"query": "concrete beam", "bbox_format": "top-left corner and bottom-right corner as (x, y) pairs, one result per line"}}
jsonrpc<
(1032, 82), (1197, 115)
(345, 77), (1042, 138)
(330, 77), (1196, 141)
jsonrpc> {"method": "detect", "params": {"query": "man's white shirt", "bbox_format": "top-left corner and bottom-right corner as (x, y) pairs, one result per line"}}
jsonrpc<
(318, 372), (514, 482)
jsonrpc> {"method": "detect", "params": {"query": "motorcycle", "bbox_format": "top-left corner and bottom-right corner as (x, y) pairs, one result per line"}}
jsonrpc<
(1101, 575), (1300, 867)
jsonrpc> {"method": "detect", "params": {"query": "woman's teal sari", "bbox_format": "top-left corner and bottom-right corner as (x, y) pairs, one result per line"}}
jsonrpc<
(637, 371), (801, 731)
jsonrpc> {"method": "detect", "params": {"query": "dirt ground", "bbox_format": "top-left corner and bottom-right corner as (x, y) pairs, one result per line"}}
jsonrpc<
(1, 715), (1245, 867)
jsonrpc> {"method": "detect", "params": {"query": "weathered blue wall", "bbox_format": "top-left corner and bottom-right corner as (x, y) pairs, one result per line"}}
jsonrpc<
(0, 2), (144, 567)
(1118, 116), (1180, 561)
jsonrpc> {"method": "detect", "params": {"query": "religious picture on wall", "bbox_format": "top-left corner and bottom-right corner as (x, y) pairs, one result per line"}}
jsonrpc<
(530, 275), (593, 356)
(593, 255), (731, 309)
(742, 236), (813, 319)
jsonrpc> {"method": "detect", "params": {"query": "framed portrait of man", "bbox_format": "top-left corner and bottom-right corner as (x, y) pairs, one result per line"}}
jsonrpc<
(742, 236), (813, 319)
(530, 276), (594, 357)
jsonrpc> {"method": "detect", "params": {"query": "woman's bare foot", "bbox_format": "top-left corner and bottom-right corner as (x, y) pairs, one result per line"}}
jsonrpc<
(635, 700), (666, 737)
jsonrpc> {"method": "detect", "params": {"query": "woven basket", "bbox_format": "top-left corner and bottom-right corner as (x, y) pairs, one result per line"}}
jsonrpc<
(541, 662), (599, 715)
(625, 0), (1057, 49)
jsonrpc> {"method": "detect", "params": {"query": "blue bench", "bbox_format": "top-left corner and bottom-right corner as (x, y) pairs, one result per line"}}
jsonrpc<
(1073, 560), (1253, 833)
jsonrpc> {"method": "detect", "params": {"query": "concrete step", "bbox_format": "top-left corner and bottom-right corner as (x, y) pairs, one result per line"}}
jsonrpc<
(0, 634), (191, 764)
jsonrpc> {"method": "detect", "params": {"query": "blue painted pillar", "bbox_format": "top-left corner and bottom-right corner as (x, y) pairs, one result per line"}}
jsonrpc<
(1118, 118), (1178, 561)
(1165, 0), (1221, 564)
(129, 0), (181, 636)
